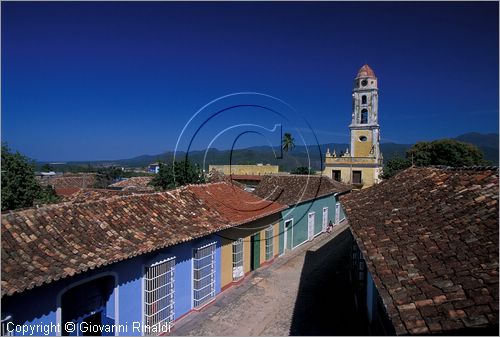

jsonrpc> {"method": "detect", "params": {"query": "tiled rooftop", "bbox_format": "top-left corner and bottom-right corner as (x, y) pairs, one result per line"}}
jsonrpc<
(253, 174), (351, 206)
(2, 182), (283, 297)
(38, 173), (96, 189)
(187, 182), (287, 225)
(61, 188), (145, 203)
(108, 176), (154, 190)
(230, 175), (264, 181)
(341, 167), (499, 334)
(206, 169), (245, 189)
(2, 193), (215, 296)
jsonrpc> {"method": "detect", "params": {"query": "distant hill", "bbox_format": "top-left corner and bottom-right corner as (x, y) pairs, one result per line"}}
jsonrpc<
(454, 132), (498, 165)
(41, 132), (498, 171)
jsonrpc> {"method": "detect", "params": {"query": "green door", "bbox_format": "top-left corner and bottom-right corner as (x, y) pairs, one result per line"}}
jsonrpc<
(285, 219), (293, 250)
(251, 233), (260, 270)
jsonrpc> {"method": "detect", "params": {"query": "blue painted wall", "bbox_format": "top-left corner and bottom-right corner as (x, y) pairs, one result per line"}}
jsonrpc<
(1, 235), (221, 336)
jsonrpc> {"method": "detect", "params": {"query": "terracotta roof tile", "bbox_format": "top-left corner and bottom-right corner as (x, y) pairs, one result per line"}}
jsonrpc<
(341, 167), (499, 334)
(187, 182), (287, 225)
(38, 173), (96, 189)
(55, 188), (82, 197)
(253, 175), (351, 206)
(357, 64), (376, 78)
(1, 184), (247, 297)
(230, 175), (264, 181)
(206, 169), (245, 189)
(108, 176), (154, 190)
(61, 188), (148, 203)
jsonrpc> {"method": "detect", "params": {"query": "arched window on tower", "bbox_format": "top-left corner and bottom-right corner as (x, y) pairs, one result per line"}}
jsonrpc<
(361, 95), (367, 105)
(360, 109), (368, 124)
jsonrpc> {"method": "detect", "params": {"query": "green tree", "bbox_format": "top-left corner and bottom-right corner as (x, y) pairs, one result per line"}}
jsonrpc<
(290, 166), (314, 175)
(407, 139), (486, 167)
(282, 132), (295, 152)
(380, 156), (412, 179)
(93, 166), (123, 188)
(381, 139), (487, 179)
(1, 143), (60, 211)
(150, 159), (205, 190)
(35, 185), (60, 205)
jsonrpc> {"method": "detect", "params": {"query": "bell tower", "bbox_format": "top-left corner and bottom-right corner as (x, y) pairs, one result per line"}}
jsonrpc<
(350, 64), (381, 160)
(323, 64), (383, 188)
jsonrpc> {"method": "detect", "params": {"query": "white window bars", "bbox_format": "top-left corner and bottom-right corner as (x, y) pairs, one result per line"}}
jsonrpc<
(232, 238), (244, 280)
(193, 242), (216, 307)
(265, 226), (274, 261)
(144, 257), (175, 334)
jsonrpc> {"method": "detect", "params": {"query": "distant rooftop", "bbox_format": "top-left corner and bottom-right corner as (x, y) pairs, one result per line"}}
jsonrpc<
(253, 174), (351, 206)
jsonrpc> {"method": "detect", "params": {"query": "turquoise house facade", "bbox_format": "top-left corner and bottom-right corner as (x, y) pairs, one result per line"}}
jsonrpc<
(278, 193), (346, 254)
(253, 175), (350, 255)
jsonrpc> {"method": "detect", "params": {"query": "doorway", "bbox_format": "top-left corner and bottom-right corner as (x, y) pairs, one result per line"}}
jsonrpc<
(284, 219), (293, 251)
(332, 170), (341, 182)
(250, 233), (260, 270)
(82, 312), (102, 336)
(60, 275), (114, 336)
(352, 171), (362, 184)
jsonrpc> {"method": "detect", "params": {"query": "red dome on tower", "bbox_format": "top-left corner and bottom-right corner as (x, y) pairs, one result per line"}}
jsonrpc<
(357, 64), (376, 78)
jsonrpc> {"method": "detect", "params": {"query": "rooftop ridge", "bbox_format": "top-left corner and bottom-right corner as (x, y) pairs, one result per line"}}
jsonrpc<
(427, 165), (499, 171)
(2, 182), (236, 216)
(1, 190), (170, 216)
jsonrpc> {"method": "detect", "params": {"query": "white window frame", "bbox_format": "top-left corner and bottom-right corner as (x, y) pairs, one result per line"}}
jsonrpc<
(265, 226), (274, 261)
(193, 242), (216, 308)
(144, 257), (175, 334)
(307, 212), (315, 241)
(232, 239), (244, 280)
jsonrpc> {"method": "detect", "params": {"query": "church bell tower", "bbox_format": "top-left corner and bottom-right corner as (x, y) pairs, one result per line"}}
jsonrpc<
(350, 64), (381, 161)
(323, 64), (383, 188)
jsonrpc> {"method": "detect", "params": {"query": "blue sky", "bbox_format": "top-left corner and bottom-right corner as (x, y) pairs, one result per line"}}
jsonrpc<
(2, 1), (498, 161)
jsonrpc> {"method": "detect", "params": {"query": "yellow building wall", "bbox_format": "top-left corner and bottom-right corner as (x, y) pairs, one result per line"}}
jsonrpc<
(323, 166), (378, 188)
(351, 129), (373, 157)
(209, 164), (279, 175)
(218, 213), (281, 289)
(220, 237), (234, 288)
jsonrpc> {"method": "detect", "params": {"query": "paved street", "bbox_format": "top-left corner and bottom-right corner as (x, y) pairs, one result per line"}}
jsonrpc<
(173, 221), (368, 336)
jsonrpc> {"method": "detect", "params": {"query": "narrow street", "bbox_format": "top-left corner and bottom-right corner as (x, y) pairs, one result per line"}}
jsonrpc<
(173, 222), (368, 336)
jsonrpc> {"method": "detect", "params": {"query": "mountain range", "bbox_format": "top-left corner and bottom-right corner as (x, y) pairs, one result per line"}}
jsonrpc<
(45, 132), (498, 171)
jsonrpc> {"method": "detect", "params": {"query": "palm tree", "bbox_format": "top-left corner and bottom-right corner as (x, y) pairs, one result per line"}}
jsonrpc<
(282, 132), (295, 152)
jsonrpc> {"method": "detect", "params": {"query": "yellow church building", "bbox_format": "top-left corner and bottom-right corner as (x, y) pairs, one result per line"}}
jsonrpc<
(323, 64), (383, 189)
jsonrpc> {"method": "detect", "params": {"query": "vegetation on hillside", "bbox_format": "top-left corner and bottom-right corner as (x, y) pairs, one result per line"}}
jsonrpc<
(33, 133), (498, 173)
